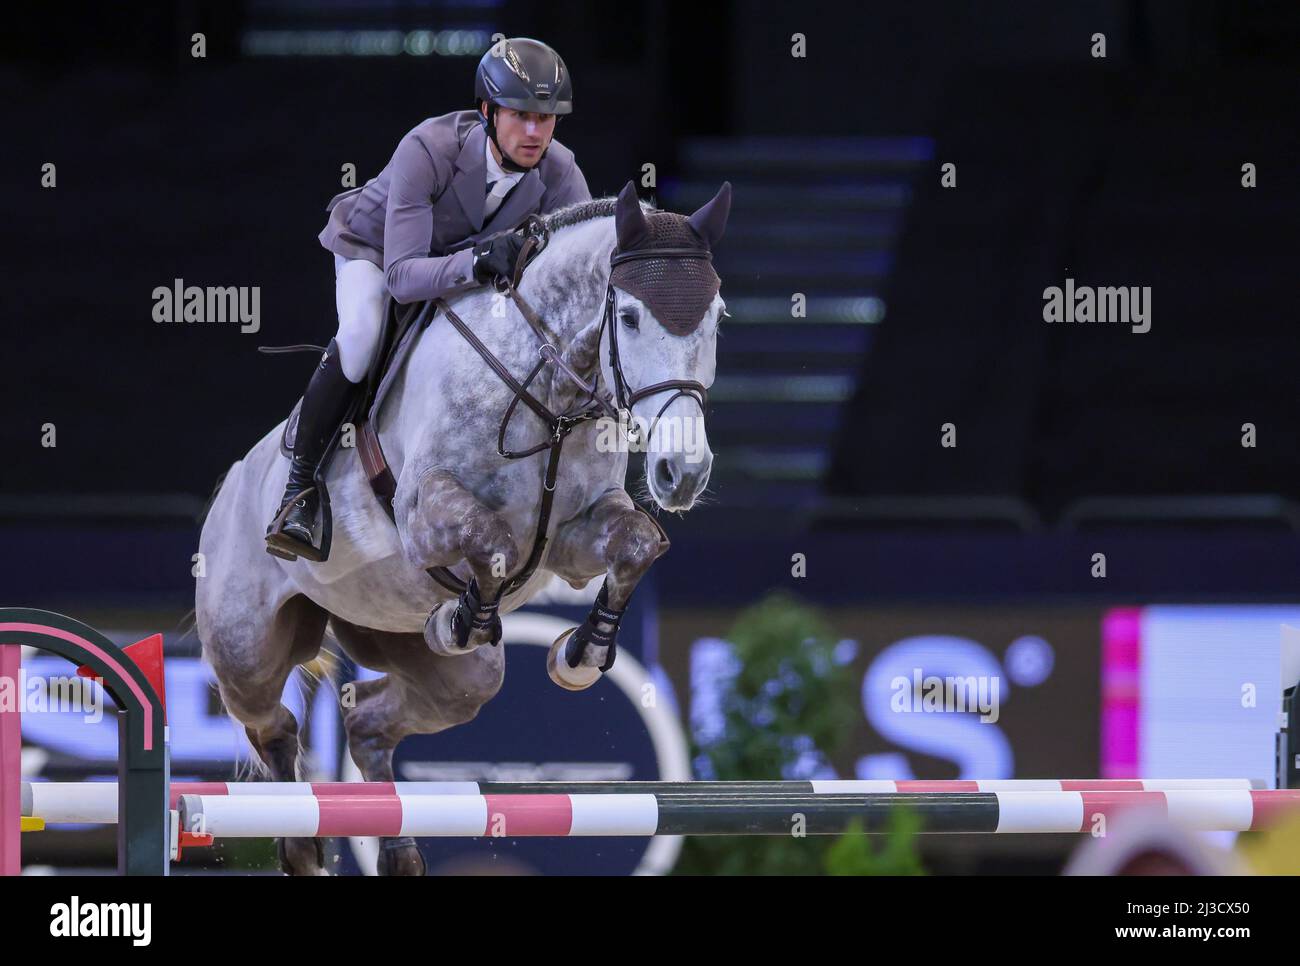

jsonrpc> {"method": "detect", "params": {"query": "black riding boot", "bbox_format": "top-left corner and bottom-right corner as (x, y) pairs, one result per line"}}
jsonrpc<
(265, 339), (361, 561)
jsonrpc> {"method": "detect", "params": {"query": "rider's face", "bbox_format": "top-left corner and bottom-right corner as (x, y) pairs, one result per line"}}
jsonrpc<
(486, 106), (556, 167)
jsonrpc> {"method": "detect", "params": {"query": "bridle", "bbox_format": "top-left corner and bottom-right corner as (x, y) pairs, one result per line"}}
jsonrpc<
(600, 246), (711, 446)
(483, 218), (712, 452)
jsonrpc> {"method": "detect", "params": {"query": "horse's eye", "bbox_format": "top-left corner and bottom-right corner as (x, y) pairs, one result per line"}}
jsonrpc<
(619, 310), (639, 330)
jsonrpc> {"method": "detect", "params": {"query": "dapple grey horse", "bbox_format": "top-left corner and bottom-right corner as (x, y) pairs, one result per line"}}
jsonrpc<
(195, 181), (730, 874)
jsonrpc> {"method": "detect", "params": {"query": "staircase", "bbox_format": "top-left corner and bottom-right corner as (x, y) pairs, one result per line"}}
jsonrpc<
(659, 137), (933, 526)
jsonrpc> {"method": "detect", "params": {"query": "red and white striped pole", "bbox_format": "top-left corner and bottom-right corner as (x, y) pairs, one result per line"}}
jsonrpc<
(173, 788), (1300, 839)
(21, 777), (1263, 825)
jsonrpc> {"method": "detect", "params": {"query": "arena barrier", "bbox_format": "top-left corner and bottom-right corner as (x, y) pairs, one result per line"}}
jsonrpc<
(22, 778), (1262, 826)
(6, 608), (1298, 873)
(175, 789), (1300, 838)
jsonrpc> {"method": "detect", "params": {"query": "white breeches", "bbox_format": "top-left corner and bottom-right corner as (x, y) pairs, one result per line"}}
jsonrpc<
(333, 254), (388, 383)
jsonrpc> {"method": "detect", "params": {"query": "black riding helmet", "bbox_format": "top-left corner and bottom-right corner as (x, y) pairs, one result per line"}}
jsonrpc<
(474, 37), (573, 172)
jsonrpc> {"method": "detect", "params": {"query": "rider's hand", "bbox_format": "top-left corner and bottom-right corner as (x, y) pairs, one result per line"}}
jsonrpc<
(471, 232), (526, 285)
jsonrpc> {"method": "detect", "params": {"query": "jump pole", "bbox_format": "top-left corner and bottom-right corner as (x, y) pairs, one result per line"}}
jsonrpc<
(177, 789), (1300, 839)
(23, 778), (1262, 825)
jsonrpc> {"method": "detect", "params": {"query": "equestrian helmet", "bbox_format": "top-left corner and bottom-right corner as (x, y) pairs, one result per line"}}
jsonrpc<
(474, 37), (573, 117)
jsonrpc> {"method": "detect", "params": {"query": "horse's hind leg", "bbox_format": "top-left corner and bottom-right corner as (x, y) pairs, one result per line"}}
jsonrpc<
(203, 593), (330, 875)
(331, 619), (506, 875)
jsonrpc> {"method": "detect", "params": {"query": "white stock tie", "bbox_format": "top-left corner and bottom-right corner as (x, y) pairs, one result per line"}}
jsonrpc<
(484, 178), (514, 219)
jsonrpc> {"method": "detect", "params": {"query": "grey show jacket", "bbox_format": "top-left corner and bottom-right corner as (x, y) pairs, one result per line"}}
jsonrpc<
(319, 110), (591, 304)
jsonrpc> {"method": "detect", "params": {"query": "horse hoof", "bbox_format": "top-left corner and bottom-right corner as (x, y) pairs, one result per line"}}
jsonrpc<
(277, 835), (327, 876)
(546, 628), (603, 691)
(424, 603), (477, 657)
(376, 836), (426, 876)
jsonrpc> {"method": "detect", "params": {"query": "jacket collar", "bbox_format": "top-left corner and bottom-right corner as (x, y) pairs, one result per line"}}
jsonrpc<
(453, 122), (547, 233)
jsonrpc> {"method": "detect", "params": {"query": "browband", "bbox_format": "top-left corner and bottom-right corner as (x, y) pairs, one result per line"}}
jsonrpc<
(610, 247), (713, 266)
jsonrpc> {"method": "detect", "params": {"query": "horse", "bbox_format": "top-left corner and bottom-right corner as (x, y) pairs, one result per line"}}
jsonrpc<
(195, 180), (731, 874)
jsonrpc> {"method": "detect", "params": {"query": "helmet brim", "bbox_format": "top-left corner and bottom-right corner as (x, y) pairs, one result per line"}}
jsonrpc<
(489, 95), (573, 116)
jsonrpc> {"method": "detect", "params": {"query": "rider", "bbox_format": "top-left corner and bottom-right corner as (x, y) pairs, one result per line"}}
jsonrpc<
(267, 37), (591, 561)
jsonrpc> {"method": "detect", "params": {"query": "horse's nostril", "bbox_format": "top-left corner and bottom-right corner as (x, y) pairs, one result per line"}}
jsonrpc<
(655, 458), (675, 490)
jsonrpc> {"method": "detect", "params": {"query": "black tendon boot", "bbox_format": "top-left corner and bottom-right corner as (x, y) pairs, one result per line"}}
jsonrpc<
(265, 340), (361, 561)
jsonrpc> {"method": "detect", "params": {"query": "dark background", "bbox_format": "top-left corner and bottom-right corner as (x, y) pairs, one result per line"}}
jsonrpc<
(4, 0), (1299, 879)
(3, 1), (1299, 601)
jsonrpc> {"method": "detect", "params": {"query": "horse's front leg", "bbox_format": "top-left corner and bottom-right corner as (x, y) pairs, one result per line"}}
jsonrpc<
(544, 488), (671, 690)
(398, 466), (520, 655)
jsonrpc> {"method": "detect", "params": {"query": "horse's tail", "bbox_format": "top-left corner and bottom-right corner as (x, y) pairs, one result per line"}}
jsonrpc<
(175, 608), (199, 649)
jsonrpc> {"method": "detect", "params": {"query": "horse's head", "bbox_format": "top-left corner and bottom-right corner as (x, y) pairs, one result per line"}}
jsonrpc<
(599, 180), (731, 512)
